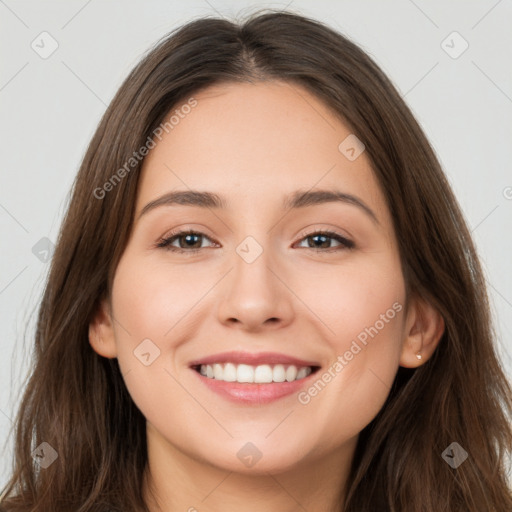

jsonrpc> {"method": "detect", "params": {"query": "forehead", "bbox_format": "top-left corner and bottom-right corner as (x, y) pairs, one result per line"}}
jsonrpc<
(137, 80), (385, 221)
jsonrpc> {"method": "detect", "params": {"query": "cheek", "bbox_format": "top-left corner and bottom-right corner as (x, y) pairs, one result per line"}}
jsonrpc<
(111, 255), (207, 346)
(108, 257), (204, 431)
(107, 256), (187, 383)
(295, 259), (405, 436)
(296, 252), (405, 350)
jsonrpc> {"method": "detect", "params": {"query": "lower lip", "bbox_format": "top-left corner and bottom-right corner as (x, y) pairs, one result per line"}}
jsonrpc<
(193, 370), (316, 404)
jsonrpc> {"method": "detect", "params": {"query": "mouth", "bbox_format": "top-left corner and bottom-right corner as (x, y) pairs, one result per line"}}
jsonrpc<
(192, 362), (319, 383)
(189, 351), (321, 404)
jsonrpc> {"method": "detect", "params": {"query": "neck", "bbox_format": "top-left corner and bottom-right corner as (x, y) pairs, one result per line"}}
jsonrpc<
(142, 422), (357, 512)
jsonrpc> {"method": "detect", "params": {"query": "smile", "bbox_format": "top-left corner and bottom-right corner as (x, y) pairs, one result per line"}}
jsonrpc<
(196, 363), (314, 383)
(189, 351), (321, 404)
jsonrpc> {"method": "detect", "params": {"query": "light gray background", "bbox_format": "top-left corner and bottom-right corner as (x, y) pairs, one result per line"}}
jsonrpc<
(1, 0), (511, 484)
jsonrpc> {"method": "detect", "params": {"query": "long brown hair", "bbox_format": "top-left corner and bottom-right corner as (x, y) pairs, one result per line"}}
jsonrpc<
(1, 9), (511, 512)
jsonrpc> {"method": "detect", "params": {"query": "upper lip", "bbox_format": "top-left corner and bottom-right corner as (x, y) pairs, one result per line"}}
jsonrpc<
(189, 351), (320, 368)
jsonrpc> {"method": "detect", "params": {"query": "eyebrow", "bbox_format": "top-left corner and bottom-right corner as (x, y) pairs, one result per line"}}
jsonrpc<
(138, 189), (379, 224)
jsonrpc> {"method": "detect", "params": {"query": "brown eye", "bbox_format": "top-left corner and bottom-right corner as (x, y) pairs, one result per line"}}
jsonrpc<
(295, 231), (355, 251)
(156, 230), (215, 253)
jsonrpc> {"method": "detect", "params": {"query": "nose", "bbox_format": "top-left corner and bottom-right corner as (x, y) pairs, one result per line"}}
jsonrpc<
(216, 242), (295, 333)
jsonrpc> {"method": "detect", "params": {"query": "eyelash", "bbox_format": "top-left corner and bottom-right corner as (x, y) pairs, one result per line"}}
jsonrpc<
(156, 228), (355, 254)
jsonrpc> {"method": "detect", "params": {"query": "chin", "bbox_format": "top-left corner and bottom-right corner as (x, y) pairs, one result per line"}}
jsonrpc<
(198, 436), (313, 475)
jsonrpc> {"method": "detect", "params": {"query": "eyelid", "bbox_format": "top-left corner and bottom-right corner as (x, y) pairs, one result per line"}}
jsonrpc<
(294, 224), (354, 244)
(292, 229), (355, 252)
(155, 225), (355, 254)
(155, 228), (218, 251)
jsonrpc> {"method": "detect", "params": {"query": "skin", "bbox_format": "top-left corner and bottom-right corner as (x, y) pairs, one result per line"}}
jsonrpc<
(89, 81), (444, 512)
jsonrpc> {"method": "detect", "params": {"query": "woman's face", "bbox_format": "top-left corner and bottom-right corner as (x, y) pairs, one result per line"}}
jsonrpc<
(92, 80), (413, 474)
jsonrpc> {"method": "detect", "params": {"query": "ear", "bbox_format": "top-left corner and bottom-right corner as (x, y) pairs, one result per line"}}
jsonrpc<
(400, 294), (445, 368)
(88, 296), (118, 359)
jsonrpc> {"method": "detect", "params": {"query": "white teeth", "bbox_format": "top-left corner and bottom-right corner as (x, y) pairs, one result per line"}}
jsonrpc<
(213, 364), (223, 380)
(223, 362), (237, 382)
(237, 364), (254, 383)
(198, 363), (313, 383)
(272, 364), (286, 382)
(254, 364), (273, 383)
(296, 367), (309, 379)
(285, 365), (298, 382)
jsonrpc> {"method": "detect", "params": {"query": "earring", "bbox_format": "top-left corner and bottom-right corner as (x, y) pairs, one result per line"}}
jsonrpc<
(416, 352), (422, 360)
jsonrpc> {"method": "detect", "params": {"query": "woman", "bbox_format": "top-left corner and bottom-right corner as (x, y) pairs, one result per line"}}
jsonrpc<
(1, 10), (511, 512)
